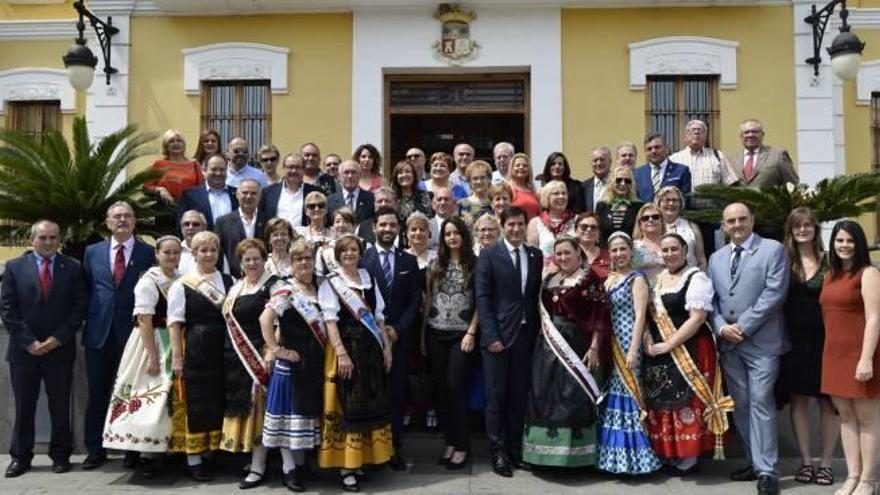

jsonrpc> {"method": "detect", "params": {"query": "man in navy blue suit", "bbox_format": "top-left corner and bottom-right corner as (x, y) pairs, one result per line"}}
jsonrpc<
(634, 133), (692, 203)
(362, 206), (420, 471)
(81, 202), (155, 470)
(2, 220), (87, 478)
(475, 205), (542, 477)
(258, 152), (319, 227)
(176, 153), (238, 233)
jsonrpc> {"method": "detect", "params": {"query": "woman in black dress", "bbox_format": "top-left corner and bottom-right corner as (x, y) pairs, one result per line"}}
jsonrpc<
(781, 207), (839, 486)
(595, 166), (644, 246)
(167, 231), (233, 481)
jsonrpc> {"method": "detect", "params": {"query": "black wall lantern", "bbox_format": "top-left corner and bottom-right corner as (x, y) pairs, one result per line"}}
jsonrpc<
(805, 0), (866, 81)
(62, 1), (119, 91)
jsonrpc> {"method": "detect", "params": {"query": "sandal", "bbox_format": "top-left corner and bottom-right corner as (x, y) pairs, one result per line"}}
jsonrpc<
(795, 464), (815, 484)
(815, 466), (834, 486)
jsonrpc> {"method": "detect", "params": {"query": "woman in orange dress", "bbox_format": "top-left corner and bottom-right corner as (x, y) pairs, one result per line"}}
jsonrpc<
(819, 220), (880, 495)
(146, 129), (204, 204)
(507, 153), (540, 221)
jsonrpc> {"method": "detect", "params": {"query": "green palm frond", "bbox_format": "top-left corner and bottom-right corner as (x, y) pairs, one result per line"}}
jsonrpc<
(682, 170), (880, 240)
(0, 115), (168, 258)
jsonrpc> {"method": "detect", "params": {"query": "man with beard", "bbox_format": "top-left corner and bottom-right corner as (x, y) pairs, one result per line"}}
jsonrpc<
(225, 136), (267, 188)
(362, 207), (420, 471)
(259, 153), (318, 228)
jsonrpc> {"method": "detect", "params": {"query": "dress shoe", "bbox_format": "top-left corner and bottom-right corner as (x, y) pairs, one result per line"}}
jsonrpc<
(662, 464), (700, 477)
(239, 470), (265, 489)
(52, 460), (72, 474)
(510, 457), (533, 471)
(729, 465), (757, 482)
(80, 453), (106, 471)
(186, 463), (212, 482)
(283, 469), (306, 492)
(491, 452), (513, 478)
(122, 451), (140, 469)
(339, 473), (360, 492)
(387, 453), (407, 471)
(137, 458), (157, 478)
(757, 475), (780, 495)
(5, 460), (30, 478)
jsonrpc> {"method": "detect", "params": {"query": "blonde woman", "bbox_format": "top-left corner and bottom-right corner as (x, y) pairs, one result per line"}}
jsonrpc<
(145, 129), (204, 204)
(459, 161), (493, 225)
(527, 180), (576, 265)
(595, 166), (644, 246)
(655, 186), (706, 271)
(507, 153), (540, 221)
(296, 191), (332, 246)
(473, 213), (501, 256)
(632, 203), (666, 287)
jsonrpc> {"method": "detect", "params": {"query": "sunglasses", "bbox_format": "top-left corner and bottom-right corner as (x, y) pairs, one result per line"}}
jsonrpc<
(577, 224), (599, 232)
(615, 178), (633, 185)
(641, 214), (661, 222)
(306, 203), (326, 210)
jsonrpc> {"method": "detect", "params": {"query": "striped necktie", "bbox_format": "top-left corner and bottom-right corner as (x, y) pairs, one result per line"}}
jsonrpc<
(651, 164), (662, 193)
(381, 250), (393, 291)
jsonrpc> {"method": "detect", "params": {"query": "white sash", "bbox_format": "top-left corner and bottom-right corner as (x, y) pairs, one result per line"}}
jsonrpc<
(327, 273), (386, 350)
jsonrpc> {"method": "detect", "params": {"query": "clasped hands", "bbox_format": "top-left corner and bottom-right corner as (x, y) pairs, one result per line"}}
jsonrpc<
(719, 324), (747, 344)
(27, 337), (60, 356)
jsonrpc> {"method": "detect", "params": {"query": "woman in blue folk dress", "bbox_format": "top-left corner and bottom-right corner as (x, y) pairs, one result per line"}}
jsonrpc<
(597, 232), (661, 474)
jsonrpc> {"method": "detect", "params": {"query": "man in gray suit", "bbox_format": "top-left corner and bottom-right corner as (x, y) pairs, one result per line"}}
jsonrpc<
(708, 202), (789, 495)
(729, 119), (798, 187)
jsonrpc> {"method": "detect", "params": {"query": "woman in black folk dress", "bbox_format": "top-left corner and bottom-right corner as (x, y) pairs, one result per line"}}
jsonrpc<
(781, 207), (839, 486)
(167, 231), (233, 481)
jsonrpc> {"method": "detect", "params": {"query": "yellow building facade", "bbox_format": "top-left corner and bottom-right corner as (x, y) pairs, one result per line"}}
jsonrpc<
(1, 0), (878, 243)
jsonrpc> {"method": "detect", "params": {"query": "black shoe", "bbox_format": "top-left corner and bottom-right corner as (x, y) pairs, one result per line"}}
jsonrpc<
(186, 464), (212, 482)
(239, 470), (265, 489)
(122, 451), (140, 469)
(80, 453), (106, 471)
(52, 460), (72, 474)
(388, 453), (407, 471)
(446, 453), (469, 471)
(491, 452), (513, 478)
(339, 473), (360, 492)
(5, 460), (30, 478)
(437, 455), (451, 466)
(510, 457), (533, 471)
(137, 458), (157, 478)
(757, 475), (780, 495)
(662, 464), (700, 477)
(283, 470), (305, 492)
(730, 465), (758, 482)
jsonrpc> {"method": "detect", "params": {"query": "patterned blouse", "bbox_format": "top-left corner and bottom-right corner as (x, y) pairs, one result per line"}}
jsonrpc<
(426, 262), (474, 333)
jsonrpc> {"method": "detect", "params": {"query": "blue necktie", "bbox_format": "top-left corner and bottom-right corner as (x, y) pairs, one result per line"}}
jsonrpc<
(382, 250), (393, 292)
(730, 245), (744, 277)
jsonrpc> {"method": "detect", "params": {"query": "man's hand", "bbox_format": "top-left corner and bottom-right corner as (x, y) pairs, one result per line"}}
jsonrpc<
(26, 340), (43, 356)
(487, 340), (505, 354)
(719, 325), (744, 344)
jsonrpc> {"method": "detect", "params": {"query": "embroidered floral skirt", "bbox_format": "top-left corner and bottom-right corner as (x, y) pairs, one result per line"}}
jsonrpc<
(102, 327), (173, 452)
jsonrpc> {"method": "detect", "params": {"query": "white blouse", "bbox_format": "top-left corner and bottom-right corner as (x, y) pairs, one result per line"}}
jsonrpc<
(665, 216), (700, 268)
(317, 268), (385, 324)
(167, 270), (227, 326)
(132, 267), (179, 316)
(657, 267), (715, 312)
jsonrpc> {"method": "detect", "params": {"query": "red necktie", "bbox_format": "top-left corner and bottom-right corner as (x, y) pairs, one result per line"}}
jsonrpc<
(113, 244), (125, 287)
(743, 152), (755, 182)
(39, 257), (52, 299)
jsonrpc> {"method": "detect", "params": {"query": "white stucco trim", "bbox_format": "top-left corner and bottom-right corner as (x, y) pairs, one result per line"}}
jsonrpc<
(0, 68), (76, 114)
(628, 36), (739, 90)
(856, 59), (880, 106)
(0, 19), (76, 40)
(351, 6), (562, 169)
(181, 42), (290, 95)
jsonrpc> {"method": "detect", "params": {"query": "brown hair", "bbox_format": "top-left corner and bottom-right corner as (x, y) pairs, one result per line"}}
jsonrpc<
(333, 234), (362, 262)
(263, 217), (296, 252)
(236, 238), (268, 262)
(784, 207), (824, 282)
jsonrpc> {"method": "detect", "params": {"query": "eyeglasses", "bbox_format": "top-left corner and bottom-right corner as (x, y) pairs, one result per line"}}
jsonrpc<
(577, 224), (599, 232)
(640, 214), (661, 222)
(182, 221), (203, 227)
(306, 203), (326, 210)
(233, 148), (247, 154)
(615, 178), (633, 185)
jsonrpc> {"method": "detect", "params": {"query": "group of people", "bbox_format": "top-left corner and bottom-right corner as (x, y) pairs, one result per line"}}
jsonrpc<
(1, 116), (878, 495)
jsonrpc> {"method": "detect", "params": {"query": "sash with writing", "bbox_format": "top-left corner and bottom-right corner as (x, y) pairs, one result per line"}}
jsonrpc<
(650, 284), (734, 460)
(222, 281), (271, 390)
(538, 285), (603, 406)
(270, 285), (327, 348)
(327, 273), (386, 350)
(181, 273), (225, 309)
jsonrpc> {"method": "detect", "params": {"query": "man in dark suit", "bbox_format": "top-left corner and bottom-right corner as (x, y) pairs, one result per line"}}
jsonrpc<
(361, 206), (420, 471)
(634, 133), (692, 203)
(580, 145), (611, 212)
(475, 205), (542, 477)
(326, 159), (375, 227)
(259, 152), (318, 227)
(2, 220), (87, 478)
(81, 202), (156, 470)
(177, 153), (238, 232)
(215, 178), (266, 277)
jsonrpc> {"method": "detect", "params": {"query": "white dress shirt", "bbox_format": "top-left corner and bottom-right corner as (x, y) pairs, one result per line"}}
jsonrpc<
(109, 235), (135, 268)
(277, 182), (304, 227)
(239, 208), (258, 239)
(207, 183), (232, 222)
(503, 238), (528, 294)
